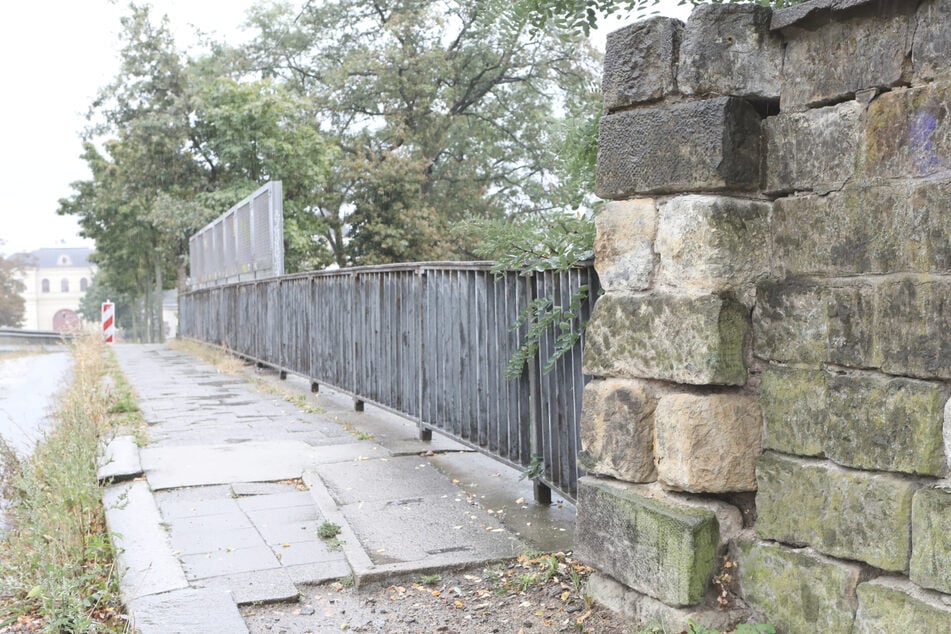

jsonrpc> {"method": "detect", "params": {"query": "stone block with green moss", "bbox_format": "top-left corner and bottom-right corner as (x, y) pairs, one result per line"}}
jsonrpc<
(736, 538), (865, 634)
(911, 486), (951, 594)
(584, 292), (749, 386)
(853, 577), (951, 633)
(755, 452), (918, 572)
(574, 477), (724, 607)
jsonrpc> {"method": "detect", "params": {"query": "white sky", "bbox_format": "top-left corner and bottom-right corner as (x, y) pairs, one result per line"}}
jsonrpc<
(0, 0), (691, 257)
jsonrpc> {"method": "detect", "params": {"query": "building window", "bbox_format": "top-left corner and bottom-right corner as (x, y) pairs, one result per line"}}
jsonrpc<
(41, 279), (50, 293)
(80, 277), (88, 292)
(61, 278), (69, 293)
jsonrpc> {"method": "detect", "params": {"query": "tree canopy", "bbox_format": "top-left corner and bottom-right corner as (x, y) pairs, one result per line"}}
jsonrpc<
(58, 1), (601, 340)
(0, 245), (26, 328)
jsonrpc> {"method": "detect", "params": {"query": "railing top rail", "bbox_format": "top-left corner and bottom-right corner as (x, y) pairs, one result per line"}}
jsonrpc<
(182, 259), (595, 296)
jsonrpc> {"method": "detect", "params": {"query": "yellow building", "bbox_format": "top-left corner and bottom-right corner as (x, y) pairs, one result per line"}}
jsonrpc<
(16, 247), (96, 331)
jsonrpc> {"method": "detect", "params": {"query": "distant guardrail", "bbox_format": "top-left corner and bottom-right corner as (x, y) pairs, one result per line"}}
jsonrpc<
(180, 261), (598, 502)
(0, 329), (73, 345)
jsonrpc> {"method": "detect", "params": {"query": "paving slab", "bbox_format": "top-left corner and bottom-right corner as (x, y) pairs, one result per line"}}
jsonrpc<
(141, 441), (321, 489)
(97, 435), (143, 483)
(181, 545), (282, 580)
(128, 587), (248, 634)
(315, 456), (459, 505)
(198, 569), (300, 605)
(102, 480), (188, 601)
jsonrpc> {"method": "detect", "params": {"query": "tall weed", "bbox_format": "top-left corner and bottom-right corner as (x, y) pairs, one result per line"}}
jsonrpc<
(0, 336), (127, 632)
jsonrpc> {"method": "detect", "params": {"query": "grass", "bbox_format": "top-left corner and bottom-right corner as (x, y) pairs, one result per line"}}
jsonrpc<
(0, 335), (129, 632)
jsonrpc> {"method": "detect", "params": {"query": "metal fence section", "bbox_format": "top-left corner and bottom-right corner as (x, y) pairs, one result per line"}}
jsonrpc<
(180, 262), (598, 501)
(188, 182), (285, 288)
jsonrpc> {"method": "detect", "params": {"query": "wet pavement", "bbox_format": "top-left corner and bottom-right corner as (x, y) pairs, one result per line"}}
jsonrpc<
(107, 344), (575, 633)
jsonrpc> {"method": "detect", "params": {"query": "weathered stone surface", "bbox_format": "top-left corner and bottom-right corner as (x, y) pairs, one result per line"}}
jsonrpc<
(574, 477), (721, 606)
(586, 573), (752, 633)
(765, 101), (861, 194)
(946, 396), (951, 473)
(914, 0), (951, 81)
(771, 0), (882, 31)
(827, 374), (949, 476)
(677, 3), (781, 99)
(578, 379), (658, 483)
(753, 282), (829, 365)
(584, 292), (750, 386)
(128, 588), (249, 634)
(911, 486), (951, 594)
(826, 284), (877, 369)
(596, 98), (763, 198)
(772, 182), (951, 276)
(98, 434), (143, 483)
(780, 6), (915, 109)
(594, 199), (656, 292)
(603, 18), (682, 111)
(654, 393), (762, 493)
(755, 452), (918, 571)
(760, 366), (827, 457)
(876, 277), (951, 379)
(865, 81), (951, 179)
(754, 280), (875, 368)
(736, 539), (864, 634)
(655, 196), (770, 299)
(854, 577), (951, 633)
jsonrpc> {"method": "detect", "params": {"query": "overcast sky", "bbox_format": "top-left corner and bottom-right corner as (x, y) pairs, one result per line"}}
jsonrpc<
(0, 0), (691, 257)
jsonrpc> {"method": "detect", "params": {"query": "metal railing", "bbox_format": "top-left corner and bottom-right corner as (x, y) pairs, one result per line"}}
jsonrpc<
(179, 262), (598, 501)
(188, 182), (285, 288)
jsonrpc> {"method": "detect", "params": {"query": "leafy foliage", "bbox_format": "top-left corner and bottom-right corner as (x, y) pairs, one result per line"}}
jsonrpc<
(509, 0), (807, 35)
(0, 245), (26, 328)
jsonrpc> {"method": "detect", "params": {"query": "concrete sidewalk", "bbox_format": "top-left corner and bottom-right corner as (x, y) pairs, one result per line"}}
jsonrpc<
(102, 344), (575, 633)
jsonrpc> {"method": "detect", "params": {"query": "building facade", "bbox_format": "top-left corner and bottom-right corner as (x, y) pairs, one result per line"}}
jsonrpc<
(16, 247), (96, 331)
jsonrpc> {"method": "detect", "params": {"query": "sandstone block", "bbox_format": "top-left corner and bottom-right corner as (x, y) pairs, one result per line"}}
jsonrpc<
(826, 283), (876, 369)
(755, 452), (917, 571)
(596, 98), (763, 198)
(603, 18), (682, 111)
(765, 101), (861, 195)
(946, 396), (951, 474)
(677, 3), (781, 99)
(780, 7), (915, 109)
(854, 577), (951, 633)
(865, 81), (951, 179)
(578, 379), (657, 483)
(574, 477), (724, 606)
(911, 486), (951, 594)
(876, 277), (951, 379)
(753, 282), (829, 365)
(760, 366), (827, 457)
(754, 281), (875, 368)
(654, 393), (762, 493)
(594, 199), (656, 292)
(772, 182), (951, 277)
(586, 573), (752, 633)
(736, 539), (864, 634)
(655, 196), (770, 299)
(913, 0), (951, 81)
(584, 292), (749, 386)
(827, 374), (949, 476)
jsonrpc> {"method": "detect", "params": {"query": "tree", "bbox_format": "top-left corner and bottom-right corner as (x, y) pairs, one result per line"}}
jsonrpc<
(513, 0), (807, 35)
(240, 0), (601, 265)
(0, 245), (26, 328)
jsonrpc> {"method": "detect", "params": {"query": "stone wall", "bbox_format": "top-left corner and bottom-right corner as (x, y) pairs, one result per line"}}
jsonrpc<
(576, 1), (951, 631)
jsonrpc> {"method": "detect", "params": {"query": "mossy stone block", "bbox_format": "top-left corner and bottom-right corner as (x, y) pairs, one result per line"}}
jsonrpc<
(875, 277), (951, 380)
(911, 486), (951, 594)
(584, 292), (749, 386)
(827, 374), (949, 476)
(760, 365), (827, 457)
(755, 452), (917, 571)
(854, 578), (951, 633)
(736, 539), (863, 634)
(575, 477), (719, 607)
